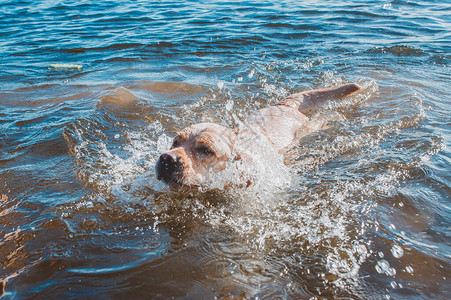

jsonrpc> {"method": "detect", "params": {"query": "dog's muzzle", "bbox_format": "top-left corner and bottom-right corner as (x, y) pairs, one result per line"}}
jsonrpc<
(156, 152), (182, 184)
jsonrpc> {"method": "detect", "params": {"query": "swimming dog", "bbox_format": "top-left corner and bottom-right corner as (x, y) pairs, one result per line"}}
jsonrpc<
(156, 83), (360, 187)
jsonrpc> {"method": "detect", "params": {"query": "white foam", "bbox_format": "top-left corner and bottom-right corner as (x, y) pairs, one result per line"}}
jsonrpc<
(69, 120), (168, 197)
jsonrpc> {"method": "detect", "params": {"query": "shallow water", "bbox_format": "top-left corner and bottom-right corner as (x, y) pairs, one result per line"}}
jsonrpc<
(1, 0), (450, 299)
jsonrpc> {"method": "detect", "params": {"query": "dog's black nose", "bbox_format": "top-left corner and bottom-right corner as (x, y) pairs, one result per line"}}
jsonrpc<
(160, 153), (176, 164)
(156, 152), (180, 184)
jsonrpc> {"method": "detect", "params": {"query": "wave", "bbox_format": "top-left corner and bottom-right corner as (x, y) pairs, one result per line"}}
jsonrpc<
(366, 45), (426, 57)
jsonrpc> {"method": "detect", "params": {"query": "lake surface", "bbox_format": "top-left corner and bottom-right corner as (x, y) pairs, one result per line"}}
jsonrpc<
(0, 0), (450, 299)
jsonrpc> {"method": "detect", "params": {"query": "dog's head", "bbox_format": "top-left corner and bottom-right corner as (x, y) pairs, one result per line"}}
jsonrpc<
(156, 123), (236, 187)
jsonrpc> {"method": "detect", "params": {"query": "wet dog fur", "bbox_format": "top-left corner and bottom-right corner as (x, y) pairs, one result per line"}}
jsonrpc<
(156, 83), (361, 187)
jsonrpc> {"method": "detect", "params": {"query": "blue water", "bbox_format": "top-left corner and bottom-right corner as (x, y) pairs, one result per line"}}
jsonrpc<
(0, 0), (450, 299)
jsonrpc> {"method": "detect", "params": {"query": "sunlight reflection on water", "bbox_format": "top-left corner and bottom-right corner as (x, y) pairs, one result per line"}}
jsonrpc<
(1, 0), (450, 299)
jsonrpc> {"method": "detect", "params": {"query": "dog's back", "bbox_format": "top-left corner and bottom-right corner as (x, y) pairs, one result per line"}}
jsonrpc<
(239, 83), (361, 152)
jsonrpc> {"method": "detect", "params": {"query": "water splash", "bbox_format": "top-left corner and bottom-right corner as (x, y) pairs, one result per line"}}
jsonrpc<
(391, 243), (404, 258)
(64, 117), (166, 197)
(59, 74), (443, 297)
(202, 129), (291, 192)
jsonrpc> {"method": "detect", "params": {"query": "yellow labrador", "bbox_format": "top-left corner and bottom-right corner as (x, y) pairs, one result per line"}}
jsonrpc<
(156, 83), (360, 187)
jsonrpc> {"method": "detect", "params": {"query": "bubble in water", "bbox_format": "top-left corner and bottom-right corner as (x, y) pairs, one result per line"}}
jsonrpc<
(375, 265), (382, 274)
(376, 259), (397, 277)
(386, 267), (396, 276)
(391, 244), (404, 258)
(376, 260), (390, 274)
(217, 81), (225, 89)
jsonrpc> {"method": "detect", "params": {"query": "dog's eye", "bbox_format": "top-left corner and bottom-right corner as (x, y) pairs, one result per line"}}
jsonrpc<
(171, 140), (179, 149)
(196, 146), (215, 156)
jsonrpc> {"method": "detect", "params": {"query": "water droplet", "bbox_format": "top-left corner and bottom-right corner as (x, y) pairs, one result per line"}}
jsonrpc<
(405, 266), (414, 274)
(378, 251), (384, 258)
(386, 267), (396, 276)
(225, 100), (234, 111)
(375, 265), (382, 273)
(355, 244), (368, 256)
(217, 81), (224, 89)
(114, 134), (120, 139)
(391, 244), (404, 258)
(376, 260), (390, 274)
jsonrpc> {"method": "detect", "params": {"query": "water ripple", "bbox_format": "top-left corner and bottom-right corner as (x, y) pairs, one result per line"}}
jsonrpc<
(1, 0), (450, 299)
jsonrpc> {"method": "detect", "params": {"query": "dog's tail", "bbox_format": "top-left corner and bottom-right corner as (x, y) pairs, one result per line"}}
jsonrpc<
(278, 83), (361, 114)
